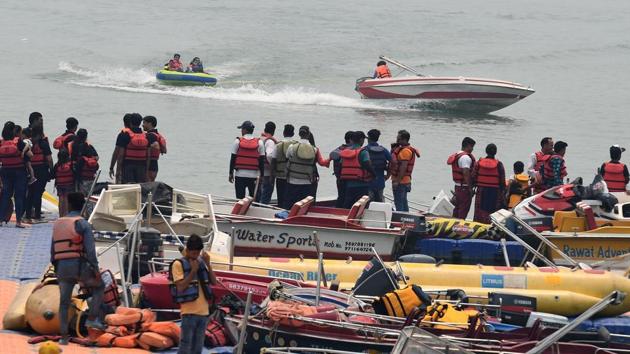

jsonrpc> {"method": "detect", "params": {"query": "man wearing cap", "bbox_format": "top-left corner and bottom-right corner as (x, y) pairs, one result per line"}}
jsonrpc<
(259, 121), (277, 204)
(284, 126), (328, 209)
(600, 145), (629, 192)
(270, 124), (297, 208)
(229, 121), (265, 199)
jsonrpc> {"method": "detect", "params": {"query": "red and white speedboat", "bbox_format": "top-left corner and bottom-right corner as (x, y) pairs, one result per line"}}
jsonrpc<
(355, 56), (535, 113)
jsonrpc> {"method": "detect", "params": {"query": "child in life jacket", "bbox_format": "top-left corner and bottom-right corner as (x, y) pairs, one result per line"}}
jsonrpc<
(53, 150), (75, 216)
(506, 161), (531, 209)
(18, 126), (37, 185)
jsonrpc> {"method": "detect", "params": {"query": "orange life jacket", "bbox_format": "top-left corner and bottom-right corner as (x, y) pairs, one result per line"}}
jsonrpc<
(389, 145), (419, 179)
(542, 154), (567, 185)
(68, 141), (99, 180)
(375, 65), (391, 78)
(339, 148), (371, 181)
(53, 132), (74, 150)
(234, 137), (260, 171)
(0, 138), (24, 169)
(55, 162), (75, 188)
(52, 216), (84, 261)
(447, 151), (475, 184)
(602, 162), (627, 192)
(149, 131), (167, 160)
(475, 158), (501, 188)
(534, 151), (551, 172)
(261, 133), (277, 168)
(124, 131), (149, 161)
(30, 142), (46, 167)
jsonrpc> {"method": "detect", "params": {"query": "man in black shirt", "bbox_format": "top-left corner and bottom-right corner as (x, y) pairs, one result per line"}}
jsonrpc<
(114, 113), (158, 184)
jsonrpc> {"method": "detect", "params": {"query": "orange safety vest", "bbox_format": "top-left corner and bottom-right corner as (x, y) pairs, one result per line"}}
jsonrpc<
(375, 65), (391, 79)
(124, 131), (149, 161)
(53, 132), (74, 150)
(475, 158), (501, 188)
(602, 162), (627, 192)
(234, 137), (261, 171)
(542, 155), (567, 184)
(149, 131), (167, 160)
(534, 151), (551, 172)
(0, 138), (24, 169)
(55, 162), (75, 188)
(68, 142), (99, 180)
(389, 145), (419, 179)
(447, 151), (475, 184)
(31, 142), (46, 167)
(52, 216), (84, 261)
(339, 148), (371, 181)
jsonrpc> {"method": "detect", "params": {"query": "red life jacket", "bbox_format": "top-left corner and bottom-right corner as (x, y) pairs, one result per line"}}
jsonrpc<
(53, 132), (74, 150)
(534, 151), (551, 172)
(475, 158), (501, 187)
(542, 155), (567, 184)
(150, 131), (167, 160)
(52, 216), (84, 261)
(0, 138), (24, 169)
(124, 131), (149, 161)
(389, 145), (419, 179)
(31, 142), (46, 167)
(339, 148), (371, 181)
(234, 137), (261, 171)
(55, 162), (75, 188)
(68, 142), (99, 180)
(602, 162), (627, 192)
(260, 133), (277, 168)
(447, 151), (475, 184)
(375, 65), (391, 78)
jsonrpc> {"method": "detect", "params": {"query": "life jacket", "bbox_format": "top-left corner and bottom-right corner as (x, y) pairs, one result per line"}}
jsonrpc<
(141, 321), (181, 345)
(542, 154), (567, 186)
(124, 131), (149, 161)
(167, 258), (213, 304)
(54, 162), (75, 188)
(261, 133), (277, 169)
(367, 144), (388, 172)
(51, 216), (84, 261)
(168, 59), (182, 71)
(507, 173), (530, 208)
(30, 142), (46, 167)
(105, 307), (156, 326)
(389, 145), (419, 179)
(273, 139), (297, 179)
(602, 162), (628, 192)
(149, 130), (167, 160)
(375, 65), (391, 79)
(339, 147), (372, 182)
(53, 132), (74, 150)
(286, 142), (317, 180)
(136, 332), (174, 351)
(205, 320), (228, 348)
(424, 303), (475, 330)
(330, 144), (349, 177)
(234, 137), (261, 171)
(0, 138), (24, 169)
(534, 151), (551, 172)
(447, 151), (475, 184)
(380, 284), (432, 317)
(474, 158), (501, 188)
(68, 142), (99, 180)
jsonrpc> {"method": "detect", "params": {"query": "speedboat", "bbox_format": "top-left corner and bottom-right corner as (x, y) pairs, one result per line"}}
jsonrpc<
(355, 56), (534, 113)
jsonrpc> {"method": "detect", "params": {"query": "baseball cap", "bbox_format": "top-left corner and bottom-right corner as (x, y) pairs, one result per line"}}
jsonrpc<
(237, 120), (254, 130)
(611, 144), (626, 153)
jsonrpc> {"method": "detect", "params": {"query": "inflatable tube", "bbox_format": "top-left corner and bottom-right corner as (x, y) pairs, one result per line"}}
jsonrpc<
(156, 69), (217, 86)
(136, 331), (174, 351)
(3, 282), (37, 330)
(25, 284), (75, 335)
(142, 321), (181, 344)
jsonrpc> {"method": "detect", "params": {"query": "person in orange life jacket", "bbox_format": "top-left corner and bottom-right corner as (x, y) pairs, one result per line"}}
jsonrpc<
(53, 150), (75, 216)
(329, 131), (353, 208)
(51, 192), (106, 345)
(53, 117), (78, 151)
(506, 161), (531, 209)
(390, 130), (420, 212)
(599, 145), (629, 192)
(69, 129), (99, 196)
(366, 129), (391, 204)
(23, 125), (53, 224)
(270, 124), (296, 209)
(472, 143), (506, 223)
(341, 131), (376, 209)
(528, 137), (553, 193)
(448, 136), (476, 219)
(167, 53), (184, 72)
(15, 125), (37, 185)
(116, 113), (159, 184)
(259, 121), (277, 205)
(229, 120), (265, 199)
(171, 234), (217, 354)
(373, 60), (392, 79)
(142, 115), (166, 182)
(109, 113), (132, 183)
(542, 141), (568, 189)
(0, 121), (30, 228)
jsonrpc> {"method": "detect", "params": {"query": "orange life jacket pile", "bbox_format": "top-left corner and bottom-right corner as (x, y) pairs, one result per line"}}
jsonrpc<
(266, 300), (339, 327)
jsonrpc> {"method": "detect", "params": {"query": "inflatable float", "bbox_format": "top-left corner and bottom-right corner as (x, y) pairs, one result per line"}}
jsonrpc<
(156, 69), (217, 86)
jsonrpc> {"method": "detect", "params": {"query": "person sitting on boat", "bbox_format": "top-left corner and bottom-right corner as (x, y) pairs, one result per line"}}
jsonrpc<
(373, 60), (391, 79)
(187, 57), (204, 73)
(599, 145), (629, 192)
(167, 53), (184, 72)
(506, 161), (531, 209)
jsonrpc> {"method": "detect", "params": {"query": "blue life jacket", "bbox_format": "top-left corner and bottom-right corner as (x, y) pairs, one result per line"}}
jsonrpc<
(168, 257), (213, 304)
(367, 144), (388, 172)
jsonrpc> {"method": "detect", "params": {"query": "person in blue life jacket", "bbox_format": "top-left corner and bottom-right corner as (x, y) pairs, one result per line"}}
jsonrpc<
(366, 129), (391, 203)
(169, 234), (217, 354)
(187, 57), (205, 73)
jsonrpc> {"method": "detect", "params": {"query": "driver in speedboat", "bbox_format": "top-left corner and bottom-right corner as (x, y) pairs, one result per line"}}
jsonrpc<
(187, 57), (205, 73)
(166, 53), (184, 72)
(373, 60), (391, 79)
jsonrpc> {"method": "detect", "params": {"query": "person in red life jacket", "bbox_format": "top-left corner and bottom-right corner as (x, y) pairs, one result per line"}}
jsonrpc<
(15, 125), (37, 185)
(53, 150), (75, 216)
(340, 131), (375, 209)
(270, 124), (297, 209)
(142, 115), (167, 182)
(448, 137), (476, 219)
(68, 129), (99, 196)
(329, 131), (353, 208)
(52, 117), (79, 151)
(109, 113), (133, 183)
(167, 53), (184, 72)
(229, 120), (265, 199)
(51, 192), (107, 345)
(23, 125), (53, 224)
(259, 121), (277, 204)
(599, 145), (629, 192)
(115, 113), (159, 184)
(390, 130), (420, 212)
(366, 129), (392, 204)
(0, 121), (30, 228)
(373, 60), (392, 79)
(170, 234), (217, 354)
(542, 141), (568, 189)
(471, 143), (506, 223)
(527, 137), (554, 194)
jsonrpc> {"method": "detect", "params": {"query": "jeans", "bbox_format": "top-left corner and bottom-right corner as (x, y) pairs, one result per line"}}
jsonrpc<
(178, 314), (209, 354)
(284, 183), (312, 209)
(0, 168), (28, 223)
(56, 259), (104, 336)
(392, 184), (411, 212)
(234, 176), (256, 199)
(369, 188), (384, 203)
(276, 178), (287, 208)
(343, 185), (369, 209)
(24, 166), (49, 219)
(259, 176), (274, 205)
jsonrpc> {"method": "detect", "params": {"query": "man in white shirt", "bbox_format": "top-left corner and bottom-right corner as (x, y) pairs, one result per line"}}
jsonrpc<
(229, 121), (265, 199)
(259, 121), (277, 205)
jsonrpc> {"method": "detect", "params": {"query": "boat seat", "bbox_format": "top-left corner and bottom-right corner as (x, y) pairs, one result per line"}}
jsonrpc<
(576, 202), (597, 230)
(170, 220), (210, 236)
(90, 212), (127, 232)
(288, 196), (314, 218)
(231, 196), (254, 215)
(347, 196), (369, 223)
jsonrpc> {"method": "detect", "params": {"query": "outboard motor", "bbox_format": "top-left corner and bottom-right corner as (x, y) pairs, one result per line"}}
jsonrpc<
(352, 258), (398, 296)
(124, 226), (163, 283)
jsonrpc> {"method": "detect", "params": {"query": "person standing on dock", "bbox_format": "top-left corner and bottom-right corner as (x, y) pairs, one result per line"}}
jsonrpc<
(116, 113), (159, 184)
(472, 143), (505, 223)
(52, 117), (79, 151)
(270, 124), (296, 208)
(109, 114), (132, 183)
(143, 115), (167, 182)
(0, 121), (30, 228)
(389, 130), (419, 212)
(24, 124), (53, 223)
(528, 137), (554, 194)
(340, 131), (375, 208)
(448, 137), (476, 219)
(542, 141), (568, 190)
(52, 192), (106, 345)
(259, 121), (277, 204)
(366, 129), (391, 203)
(229, 120), (265, 199)
(599, 145), (629, 192)
(68, 129), (99, 196)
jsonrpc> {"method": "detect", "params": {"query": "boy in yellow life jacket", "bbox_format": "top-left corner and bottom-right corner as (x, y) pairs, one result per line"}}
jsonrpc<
(506, 161), (531, 209)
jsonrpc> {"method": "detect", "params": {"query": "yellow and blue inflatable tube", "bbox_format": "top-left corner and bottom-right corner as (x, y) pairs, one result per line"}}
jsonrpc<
(156, 69), (217, 86)
(427, 217), (494, 239)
